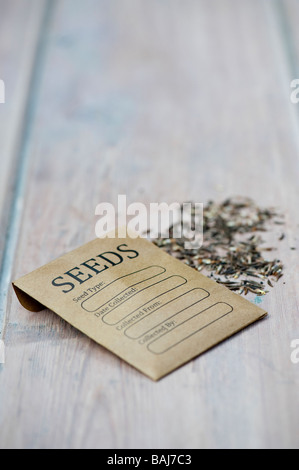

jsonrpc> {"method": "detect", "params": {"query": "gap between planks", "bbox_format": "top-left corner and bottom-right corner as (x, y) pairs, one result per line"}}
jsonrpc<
(0, 0), (54, 338)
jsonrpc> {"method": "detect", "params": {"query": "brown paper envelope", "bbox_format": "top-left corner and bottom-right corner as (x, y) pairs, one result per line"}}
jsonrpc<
(13, 234), (267, 380)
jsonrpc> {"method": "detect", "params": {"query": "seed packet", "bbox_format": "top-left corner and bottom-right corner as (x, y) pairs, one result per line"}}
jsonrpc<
(13, 233), (267, 380)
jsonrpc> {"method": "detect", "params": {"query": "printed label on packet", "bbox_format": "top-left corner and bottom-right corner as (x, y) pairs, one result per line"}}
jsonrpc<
(12, 232), (267, 380)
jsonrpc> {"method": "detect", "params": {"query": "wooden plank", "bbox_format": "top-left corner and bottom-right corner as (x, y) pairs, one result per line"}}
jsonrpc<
(274, 0), (299, 77)
(0, 0), (299, 449)
(0, 0), (48, 258)
(0, 0), (49, 338)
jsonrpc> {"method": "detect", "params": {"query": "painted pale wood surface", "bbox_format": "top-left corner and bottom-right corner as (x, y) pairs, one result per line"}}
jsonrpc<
(0, 0), (299, 449)
(0, 0), (46, 264)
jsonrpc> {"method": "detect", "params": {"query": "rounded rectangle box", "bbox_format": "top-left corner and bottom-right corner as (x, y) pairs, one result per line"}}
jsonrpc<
(82, 265), (166, 313)
(148, 302), (233, 354)
(125, 288), (210, 339)
(103, 275), (188, 326)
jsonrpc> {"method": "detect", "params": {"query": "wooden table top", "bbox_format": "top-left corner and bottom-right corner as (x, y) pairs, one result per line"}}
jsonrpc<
(0, 0), (298, 449)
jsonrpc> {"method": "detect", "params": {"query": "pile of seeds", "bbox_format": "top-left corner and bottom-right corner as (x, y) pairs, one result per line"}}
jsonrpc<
(153, 197), (284, 296)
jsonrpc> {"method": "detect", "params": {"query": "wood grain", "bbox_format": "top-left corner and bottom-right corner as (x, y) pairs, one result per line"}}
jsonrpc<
(0, 0), (299, 449)
(0, 0), (47, 261)
(0, 0), (49, 338)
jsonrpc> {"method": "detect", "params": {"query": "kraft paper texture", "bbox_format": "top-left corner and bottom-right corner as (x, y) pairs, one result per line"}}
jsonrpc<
(13, 234), (267, 380)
